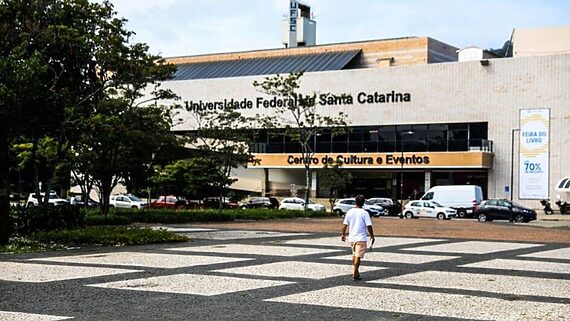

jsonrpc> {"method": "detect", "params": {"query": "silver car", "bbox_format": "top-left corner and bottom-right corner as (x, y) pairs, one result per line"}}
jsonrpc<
(333, 198), (385, 217)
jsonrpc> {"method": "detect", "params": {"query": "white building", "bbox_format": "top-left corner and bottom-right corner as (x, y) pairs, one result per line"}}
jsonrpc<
(158, 25), (570, 208)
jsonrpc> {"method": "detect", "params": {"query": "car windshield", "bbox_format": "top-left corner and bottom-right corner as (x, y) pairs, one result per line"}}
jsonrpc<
(364, 200), (376, 205)
(430, 201), (443, 207)
(128, 195), (142, 202)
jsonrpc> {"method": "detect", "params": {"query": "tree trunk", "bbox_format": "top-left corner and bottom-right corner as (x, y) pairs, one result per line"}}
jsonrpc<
(304, 165), (311, 211)
(0, 134), (11, 244)
(99, 177), (113, 214)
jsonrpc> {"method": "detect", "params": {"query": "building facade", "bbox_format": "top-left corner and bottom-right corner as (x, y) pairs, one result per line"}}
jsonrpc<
(160, 30), (570, 208)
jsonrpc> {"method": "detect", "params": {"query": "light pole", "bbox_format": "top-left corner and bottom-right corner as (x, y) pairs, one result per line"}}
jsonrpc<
(510, 128), (520, 201)
(399, 131), (415, 217)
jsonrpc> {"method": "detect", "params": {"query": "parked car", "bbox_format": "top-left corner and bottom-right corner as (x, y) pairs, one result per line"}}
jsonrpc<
(240, 197), (280, 209)
(27, 191), (68, 207)
(403, 200), (457, 220)
(109, 194), (148, 209)
(420, 185), (483, 218)
(555, 176), (570, 214)
(333, 198), (385, 217)
(202, 197), (239, 209)
(151, 195), (190, 209)
(474, 199), (537, 223)
(69, 195), (99, 208)
(279, 197), (325, 211)
(367, 197), (400, 216)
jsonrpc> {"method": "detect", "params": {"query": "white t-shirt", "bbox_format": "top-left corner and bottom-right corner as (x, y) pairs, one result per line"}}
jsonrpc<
(343, 207), (372, 242)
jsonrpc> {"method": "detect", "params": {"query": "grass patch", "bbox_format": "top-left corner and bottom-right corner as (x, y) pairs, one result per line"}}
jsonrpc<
(0, 237), (67, 254)
(30, 226), (189, 246)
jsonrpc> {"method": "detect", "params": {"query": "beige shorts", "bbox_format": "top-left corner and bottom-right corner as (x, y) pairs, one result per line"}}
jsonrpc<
(351, 241), (368, 258)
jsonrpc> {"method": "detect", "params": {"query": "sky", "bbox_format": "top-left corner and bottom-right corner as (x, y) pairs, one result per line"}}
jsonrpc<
(110, 0), (570, 58)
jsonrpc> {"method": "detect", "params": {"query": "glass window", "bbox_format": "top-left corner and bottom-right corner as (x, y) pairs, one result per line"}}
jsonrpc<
(422, 192), (434, 200)
(487, 200), (497, 206)
(411, 201), (421, 207)
(558, 179), (569, 189)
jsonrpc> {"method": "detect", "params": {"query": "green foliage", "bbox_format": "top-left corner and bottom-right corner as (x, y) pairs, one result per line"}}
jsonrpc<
(186, 108), (257, 204)
(0, 237), (67, 254)
(30, 226), (188, 246)
(319, 161), (353, 211)
(10, 205), (85, 236)
(151, 158), (221, 198)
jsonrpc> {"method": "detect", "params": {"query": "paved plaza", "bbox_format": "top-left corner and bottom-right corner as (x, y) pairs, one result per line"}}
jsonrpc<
(0, 227), (569, 320)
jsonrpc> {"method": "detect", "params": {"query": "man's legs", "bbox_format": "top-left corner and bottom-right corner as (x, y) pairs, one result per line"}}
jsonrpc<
(352, 256), (361, 279)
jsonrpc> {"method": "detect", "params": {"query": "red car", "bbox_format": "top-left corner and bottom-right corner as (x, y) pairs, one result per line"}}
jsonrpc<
(151, 196), (190, 209)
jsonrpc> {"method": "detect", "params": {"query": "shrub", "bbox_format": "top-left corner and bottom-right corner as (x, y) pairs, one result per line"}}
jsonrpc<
(10, 205), (85, 236)
(31, 226), (188, 246)
(82, 208), (329, 225)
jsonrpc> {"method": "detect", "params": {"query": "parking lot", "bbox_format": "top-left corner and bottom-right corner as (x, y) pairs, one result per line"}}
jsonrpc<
(1, 218), (569, 321)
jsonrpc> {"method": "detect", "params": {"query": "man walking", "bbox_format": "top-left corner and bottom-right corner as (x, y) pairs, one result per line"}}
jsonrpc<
(341, 195), (375, 280)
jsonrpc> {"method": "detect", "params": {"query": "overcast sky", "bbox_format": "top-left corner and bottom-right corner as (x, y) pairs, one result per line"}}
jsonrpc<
(111, 0), (570, 58)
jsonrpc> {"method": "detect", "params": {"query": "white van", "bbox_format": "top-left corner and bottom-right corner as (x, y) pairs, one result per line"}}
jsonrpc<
(420, 185), (483, 218)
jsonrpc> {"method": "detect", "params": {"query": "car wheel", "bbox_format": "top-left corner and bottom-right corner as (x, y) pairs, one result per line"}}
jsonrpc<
(405, 211), (413, 219)
(457, 210), (467, 218)
(109, 205), (114, 208)
(478, 213), (488, 222)
(240, 206), (248, 209)
(514, 214), (525, 223)
(333, 209), (343, 216)
(131, 205), (138, 209)
(27, 202), (34, 208)
(437, 213), (445, 220)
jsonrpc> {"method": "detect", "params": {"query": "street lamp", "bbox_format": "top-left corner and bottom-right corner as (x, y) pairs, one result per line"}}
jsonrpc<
(399, 130), (415, 217)
(510, 128), (520, 201)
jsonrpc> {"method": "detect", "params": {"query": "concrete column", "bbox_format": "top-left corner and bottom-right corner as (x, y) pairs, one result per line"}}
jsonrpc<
(261, 169), (269, 196)
(311, 170), (317, 198)
(424, 170), (432, 192)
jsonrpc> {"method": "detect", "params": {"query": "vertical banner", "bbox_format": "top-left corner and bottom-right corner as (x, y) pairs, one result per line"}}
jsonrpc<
(519, 109), (550, 199)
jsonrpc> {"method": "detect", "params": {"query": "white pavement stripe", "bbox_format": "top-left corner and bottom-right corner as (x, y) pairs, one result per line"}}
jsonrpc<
(184, 230), (311, 240)
(88, 274), (294, 296)
(168, 244), (342, 257)
(30, 252), (251, 269)
(403, 241), (542, 254)
(266, 285), (570, 321)
(370, 271), (570, 298)
(150, 227), (218, 233)
(0, 262), (140, 283)
(214, 261), (385, 279)
(460, 259), (570, 274)
(520, 247), (570, 260)
(0, 311), (72, 320)
(282, 236), (444, 248)
(323, 252), (459, 264)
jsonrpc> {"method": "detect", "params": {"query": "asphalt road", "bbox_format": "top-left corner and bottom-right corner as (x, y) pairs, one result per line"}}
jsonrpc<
(0, 221), (569, 320)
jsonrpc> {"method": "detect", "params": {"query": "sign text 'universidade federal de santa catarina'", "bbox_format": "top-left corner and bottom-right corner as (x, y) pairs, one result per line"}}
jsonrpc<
(184, 90), (411, 112)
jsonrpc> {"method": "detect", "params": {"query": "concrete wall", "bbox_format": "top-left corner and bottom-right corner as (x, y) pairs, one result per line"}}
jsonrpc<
(159, 53), (570, 207)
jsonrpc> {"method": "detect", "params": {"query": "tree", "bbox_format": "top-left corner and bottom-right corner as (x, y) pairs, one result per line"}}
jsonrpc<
(1, 0), (107, 243)
(253, 72), (347, 210)
(0, 0), (178, 240)
(80, 98), (178, 214)
(186, 109), (257, 209)
(151, 158), (223, 199)
(318, 161), (352, 213)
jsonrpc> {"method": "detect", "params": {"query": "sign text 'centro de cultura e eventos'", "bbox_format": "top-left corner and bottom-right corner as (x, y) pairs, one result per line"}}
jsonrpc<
(286, 154), (429, 166)
(184, 91), (411, 112)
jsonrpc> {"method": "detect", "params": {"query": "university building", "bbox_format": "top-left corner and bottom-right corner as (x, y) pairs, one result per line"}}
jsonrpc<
(159, 19), (570, 208)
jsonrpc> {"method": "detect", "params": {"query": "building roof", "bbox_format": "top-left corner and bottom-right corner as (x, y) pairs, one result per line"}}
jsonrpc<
(172, 50), (361, 81)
